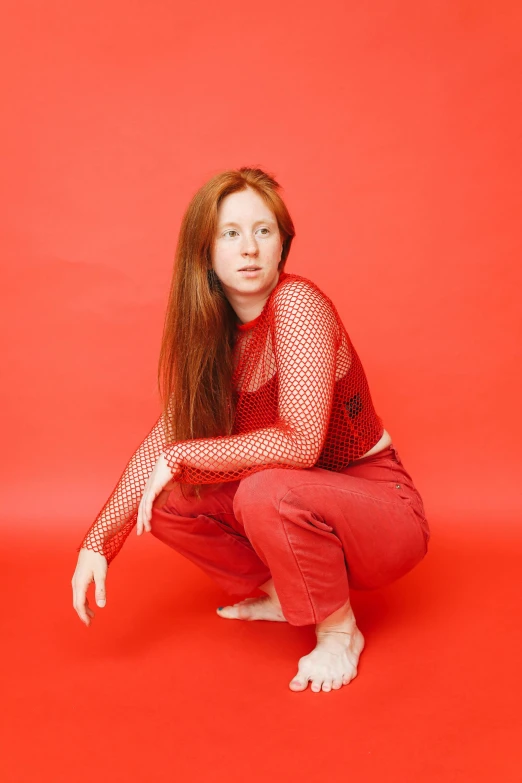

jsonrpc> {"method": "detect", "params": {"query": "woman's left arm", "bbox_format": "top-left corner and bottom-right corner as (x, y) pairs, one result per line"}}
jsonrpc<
(166, 280), (340, 480)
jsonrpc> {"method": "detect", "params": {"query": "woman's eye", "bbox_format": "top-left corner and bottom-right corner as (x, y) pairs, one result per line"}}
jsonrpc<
(223, 228), (269, 238)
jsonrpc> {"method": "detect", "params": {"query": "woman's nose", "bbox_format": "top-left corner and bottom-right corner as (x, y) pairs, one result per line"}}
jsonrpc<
(241, 237), (259, 254)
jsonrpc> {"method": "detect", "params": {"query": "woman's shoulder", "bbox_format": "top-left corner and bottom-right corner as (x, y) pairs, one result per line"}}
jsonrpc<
(270, 270), (337, 313)
(267, 271), (342, 344)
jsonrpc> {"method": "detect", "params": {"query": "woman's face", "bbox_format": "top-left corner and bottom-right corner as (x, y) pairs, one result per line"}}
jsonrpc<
(211, 187), (283, 308)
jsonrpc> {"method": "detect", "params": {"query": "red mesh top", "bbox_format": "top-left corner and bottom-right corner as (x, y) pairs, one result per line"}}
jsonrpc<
(77, 271), (384, 564)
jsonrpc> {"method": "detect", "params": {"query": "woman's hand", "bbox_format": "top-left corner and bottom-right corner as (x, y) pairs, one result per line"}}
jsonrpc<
(136, 453), (180, 535)
(72, 548), (108, 626)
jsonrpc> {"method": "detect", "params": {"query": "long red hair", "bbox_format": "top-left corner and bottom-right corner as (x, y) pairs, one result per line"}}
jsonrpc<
(157, 166), (296, 499)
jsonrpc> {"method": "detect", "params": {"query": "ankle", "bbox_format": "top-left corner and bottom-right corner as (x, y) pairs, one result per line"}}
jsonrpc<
(258, 578), (282, 609)
(315, 600), (356, 636)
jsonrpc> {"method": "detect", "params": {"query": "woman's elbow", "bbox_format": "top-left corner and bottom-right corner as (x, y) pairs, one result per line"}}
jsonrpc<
(291, 439), (323, 469)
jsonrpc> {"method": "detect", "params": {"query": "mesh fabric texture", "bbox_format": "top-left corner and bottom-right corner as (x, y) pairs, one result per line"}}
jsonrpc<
(77, 272), (384, 564)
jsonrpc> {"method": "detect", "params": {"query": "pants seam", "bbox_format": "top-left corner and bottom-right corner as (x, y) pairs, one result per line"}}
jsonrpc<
(276, 489), (323, 624)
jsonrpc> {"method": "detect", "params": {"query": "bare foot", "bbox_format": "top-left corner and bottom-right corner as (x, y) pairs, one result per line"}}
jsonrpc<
(216, 595), (287, 622)
(289, 603), (365, 692)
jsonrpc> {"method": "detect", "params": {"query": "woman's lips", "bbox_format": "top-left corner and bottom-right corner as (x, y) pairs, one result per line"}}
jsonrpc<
(239, 268), (261, 277)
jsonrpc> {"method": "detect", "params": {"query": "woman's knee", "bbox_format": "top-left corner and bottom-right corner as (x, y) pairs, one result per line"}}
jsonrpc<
(233, 468), (290, 513)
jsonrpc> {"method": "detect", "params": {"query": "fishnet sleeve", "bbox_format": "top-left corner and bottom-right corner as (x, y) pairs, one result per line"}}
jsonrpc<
(77, 412), (168, 564)
(163, 280), (340, 484)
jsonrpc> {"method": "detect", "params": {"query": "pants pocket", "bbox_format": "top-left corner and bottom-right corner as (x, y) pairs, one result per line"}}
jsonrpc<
(384, 479), (414, 503)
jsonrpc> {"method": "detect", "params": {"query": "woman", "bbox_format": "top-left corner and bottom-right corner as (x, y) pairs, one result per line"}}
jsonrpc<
(71, 166), (430, 693)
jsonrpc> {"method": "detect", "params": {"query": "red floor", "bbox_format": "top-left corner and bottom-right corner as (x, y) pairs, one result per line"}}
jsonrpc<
(2, 517), (521, 782)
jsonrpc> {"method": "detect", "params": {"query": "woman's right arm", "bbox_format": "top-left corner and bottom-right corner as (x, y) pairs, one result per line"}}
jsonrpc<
(76, 412), (169, 565)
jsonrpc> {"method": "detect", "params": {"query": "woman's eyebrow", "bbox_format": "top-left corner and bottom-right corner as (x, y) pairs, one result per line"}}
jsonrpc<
(219, 218), (277, 228)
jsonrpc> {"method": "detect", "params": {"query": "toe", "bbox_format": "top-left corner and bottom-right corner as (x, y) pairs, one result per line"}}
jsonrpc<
(311, 681), (322, 693)
(216, 605), (239, 619)
(289, 676), (308, 691)
(342, 668), (356, 685)
(331, 678), (343, 690)
(321, 680), (332, 692)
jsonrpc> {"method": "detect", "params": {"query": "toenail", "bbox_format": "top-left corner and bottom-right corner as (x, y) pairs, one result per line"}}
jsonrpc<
(217, 607), (224, 610)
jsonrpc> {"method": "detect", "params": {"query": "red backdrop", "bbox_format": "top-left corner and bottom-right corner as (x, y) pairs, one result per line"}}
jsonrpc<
(3, 2), (521, 529)
(1, 2), (521, 782)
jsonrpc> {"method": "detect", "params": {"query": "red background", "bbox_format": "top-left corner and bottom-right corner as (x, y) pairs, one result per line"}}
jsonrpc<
(1, 1), (521, 781)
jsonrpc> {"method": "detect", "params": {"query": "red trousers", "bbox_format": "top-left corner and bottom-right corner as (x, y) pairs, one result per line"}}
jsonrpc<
(149, 443), (430, 626)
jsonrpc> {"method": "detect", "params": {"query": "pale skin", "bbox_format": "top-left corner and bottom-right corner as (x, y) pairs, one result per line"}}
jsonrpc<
(72, 186), (390, 692)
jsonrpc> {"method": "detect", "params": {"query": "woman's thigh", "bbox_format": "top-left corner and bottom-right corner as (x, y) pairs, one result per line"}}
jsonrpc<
(152, 479), (245, 534)
(235, 444), (429, 589)
(154, 480), (240, 517)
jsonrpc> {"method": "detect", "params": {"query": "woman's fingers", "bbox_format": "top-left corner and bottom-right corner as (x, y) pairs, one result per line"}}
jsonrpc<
(137, 456), (176, 535)
(93, 570), (107, 608)
(72, 549), (109, 626)
(137, 496), (148, 534)
(137, 491), (146, 534)
(137, 483), (151, 534)
(143, 491), (155, 532)
(137, 485), (160, 534)
(72, 577), (91, 626)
